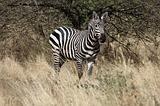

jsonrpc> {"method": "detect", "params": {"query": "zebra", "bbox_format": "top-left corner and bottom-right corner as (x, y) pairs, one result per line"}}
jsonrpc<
(49, 11), (108, 79)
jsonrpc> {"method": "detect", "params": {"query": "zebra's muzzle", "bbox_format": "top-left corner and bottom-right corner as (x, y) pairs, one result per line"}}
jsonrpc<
(100, 34), (106, 43)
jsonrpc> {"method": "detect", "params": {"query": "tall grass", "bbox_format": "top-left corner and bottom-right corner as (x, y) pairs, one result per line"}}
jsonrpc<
(0, 54), (160, 106)
(0, 57), (106, 106)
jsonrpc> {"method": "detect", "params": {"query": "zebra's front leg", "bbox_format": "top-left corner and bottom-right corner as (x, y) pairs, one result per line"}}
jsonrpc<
(76, 60), (83, 79)
(87, 61), (95, 76)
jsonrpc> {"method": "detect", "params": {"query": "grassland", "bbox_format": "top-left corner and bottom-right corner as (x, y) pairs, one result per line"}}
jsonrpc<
(0, 43), (160, 106)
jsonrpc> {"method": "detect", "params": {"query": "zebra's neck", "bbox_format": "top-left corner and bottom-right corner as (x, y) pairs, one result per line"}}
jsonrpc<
(88, 25), (99, 41)
(87, 27), (99, 45)
(84, 30), (99, 49)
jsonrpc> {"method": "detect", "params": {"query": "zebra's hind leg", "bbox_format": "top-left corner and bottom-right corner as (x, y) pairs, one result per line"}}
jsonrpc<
(76, 60), (83, 79)
(52, 49), (61, 73)
(52, 49), (63, 84)
(59, 53), (66, 68)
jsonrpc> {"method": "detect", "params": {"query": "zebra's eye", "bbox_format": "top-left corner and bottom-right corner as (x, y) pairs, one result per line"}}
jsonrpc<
(95, 24), (99, 27)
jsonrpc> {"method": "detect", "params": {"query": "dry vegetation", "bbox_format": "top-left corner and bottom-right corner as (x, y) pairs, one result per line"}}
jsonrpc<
(0, 41), (160, 106)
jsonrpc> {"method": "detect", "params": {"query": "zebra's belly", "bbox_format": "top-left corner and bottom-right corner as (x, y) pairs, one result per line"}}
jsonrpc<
(60, 47), (77, 60)
(76, 51), (97, 62)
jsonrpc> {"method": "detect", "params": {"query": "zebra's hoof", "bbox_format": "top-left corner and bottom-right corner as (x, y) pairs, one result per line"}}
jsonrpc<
(78, 72), (83, 79)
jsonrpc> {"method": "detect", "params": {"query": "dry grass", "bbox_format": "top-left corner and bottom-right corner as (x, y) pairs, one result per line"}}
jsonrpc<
(0, 57), (105, 106)
(0, 55), (160, 106)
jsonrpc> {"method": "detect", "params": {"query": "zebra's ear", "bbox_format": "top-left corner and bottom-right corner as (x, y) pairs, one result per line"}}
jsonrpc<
(92, 11), (99, 20)
(101, 12), (108, 20)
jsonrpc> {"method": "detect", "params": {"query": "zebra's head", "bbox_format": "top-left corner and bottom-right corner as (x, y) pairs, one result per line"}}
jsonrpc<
(88, 11), (108, 43)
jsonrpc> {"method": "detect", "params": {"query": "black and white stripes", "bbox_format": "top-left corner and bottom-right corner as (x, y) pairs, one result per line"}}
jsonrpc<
(49, 11), (108, 79)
